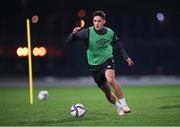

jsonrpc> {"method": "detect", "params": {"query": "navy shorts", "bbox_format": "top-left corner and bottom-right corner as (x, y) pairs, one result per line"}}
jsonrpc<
(90, 58), (115, 88)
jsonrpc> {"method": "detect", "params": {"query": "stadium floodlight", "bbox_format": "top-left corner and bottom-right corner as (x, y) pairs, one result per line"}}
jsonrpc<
(16, 47), (28, 57)
(156, 12), (165, 22)
(80, 19), (85, 28)
(33, 47), (47, 57)
(77, 9), (86, 18)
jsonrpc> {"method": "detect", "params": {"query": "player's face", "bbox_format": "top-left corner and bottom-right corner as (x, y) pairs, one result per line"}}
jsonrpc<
(93, 16), (106, 31)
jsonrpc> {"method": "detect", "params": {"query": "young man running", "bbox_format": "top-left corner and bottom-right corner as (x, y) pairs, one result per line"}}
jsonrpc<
(67, 10), (134, 116)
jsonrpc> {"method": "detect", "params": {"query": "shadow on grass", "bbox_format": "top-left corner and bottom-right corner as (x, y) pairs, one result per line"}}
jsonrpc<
(160, 104), (180, 109)
(17, 112), (111, 126)
(16, 111), (109, 126)
(157, 95), (180, 99)
(17, 117), (94, 126)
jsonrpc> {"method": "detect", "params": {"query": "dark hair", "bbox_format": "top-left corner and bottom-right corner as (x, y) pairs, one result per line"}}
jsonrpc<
(92, 10), (106, 19)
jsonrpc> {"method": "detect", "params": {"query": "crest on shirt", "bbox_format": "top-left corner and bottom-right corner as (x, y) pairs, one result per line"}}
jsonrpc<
(96, 38), (109, 46)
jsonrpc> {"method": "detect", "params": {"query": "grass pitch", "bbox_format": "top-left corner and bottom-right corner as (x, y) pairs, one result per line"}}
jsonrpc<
(0, 85), (180, 126)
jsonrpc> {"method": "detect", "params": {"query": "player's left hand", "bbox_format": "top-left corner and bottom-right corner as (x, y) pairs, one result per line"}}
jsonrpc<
(127, 57), (134, 66)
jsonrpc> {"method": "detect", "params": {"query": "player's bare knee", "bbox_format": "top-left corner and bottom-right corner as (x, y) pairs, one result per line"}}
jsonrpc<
(107, 78), (116, 86)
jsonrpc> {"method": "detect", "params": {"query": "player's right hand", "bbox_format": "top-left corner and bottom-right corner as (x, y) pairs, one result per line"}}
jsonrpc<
(72, 27), (82, 34)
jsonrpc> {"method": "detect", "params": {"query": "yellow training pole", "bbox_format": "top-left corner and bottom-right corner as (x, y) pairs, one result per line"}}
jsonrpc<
(26, 19), (34, 104)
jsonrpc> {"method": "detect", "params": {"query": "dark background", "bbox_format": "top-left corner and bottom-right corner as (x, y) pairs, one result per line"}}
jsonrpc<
(0, 0), (179, 77)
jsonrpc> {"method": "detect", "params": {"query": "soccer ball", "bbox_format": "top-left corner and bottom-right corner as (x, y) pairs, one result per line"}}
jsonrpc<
(38, 90), (48, 100)
(70, 103), (86, 117)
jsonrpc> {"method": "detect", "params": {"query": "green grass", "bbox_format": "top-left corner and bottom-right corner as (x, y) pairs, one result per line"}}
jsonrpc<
(0, 85), (180, 126)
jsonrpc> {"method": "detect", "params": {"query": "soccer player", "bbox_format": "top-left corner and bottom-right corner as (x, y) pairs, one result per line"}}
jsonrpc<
(67, 10), (134, 116)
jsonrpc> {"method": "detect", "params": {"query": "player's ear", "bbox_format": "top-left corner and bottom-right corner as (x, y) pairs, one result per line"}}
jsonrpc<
(103, 19), (106, 25)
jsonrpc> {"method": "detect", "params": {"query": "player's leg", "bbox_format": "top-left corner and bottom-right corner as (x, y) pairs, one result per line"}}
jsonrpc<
(105, 69), (124, 99)
(99, 82), (116, 104)
(105, 69), (131, 113)
(98, 82), (125, 116)
(91, 69), (124, 116)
